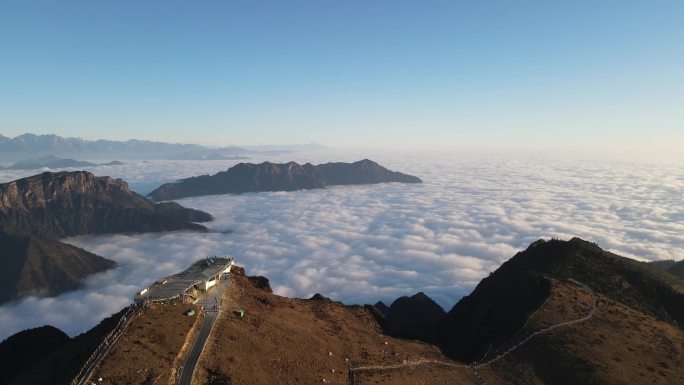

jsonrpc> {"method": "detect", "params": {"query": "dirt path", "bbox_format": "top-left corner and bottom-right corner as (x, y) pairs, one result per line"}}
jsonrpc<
(350, 279), (598, 381)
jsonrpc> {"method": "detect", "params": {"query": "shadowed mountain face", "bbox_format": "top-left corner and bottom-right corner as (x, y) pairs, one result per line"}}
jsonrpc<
(0, 234), (116, 303)
(148, 159), (422, 201)
(0, 325), (70, 382)
(0, 309), (127, 385)
(436, 238), (684, 362)
(384, 292), (446, 342)
(0, 171), (212, 304)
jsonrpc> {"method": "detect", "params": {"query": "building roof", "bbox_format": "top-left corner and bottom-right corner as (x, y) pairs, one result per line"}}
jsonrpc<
(135, 257), (233, 302)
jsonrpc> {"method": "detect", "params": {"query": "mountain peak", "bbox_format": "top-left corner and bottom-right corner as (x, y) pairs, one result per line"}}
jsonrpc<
(0, 171), (211, 239)
(148, 159), (422, 201)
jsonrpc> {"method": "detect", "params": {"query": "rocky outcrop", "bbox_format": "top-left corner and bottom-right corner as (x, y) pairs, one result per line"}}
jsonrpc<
(0, 171), (212, 304)
(665, 260), (684, 280)
(0, 309), (127, 385)
(148, 159), (422, 201)
(247, 276), (273, 293)
(0, 171), (212, 238)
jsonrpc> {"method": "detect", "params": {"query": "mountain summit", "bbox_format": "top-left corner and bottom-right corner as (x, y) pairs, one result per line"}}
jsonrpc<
(148, 159), (422, 201)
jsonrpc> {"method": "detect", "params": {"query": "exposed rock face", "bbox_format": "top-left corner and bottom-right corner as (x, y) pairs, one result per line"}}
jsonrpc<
(247, 276), (273, 293)
(384, 292), (446, 342)
(0, 171), (212, 238)
(148, 159), (422, 201)
(0, 171), (212, 304)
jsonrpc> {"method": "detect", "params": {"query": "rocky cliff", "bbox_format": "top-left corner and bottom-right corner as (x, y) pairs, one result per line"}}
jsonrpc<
(148, 159), (422, 201)
(0, 171), (212, 238)
(0, 171), (213, 304)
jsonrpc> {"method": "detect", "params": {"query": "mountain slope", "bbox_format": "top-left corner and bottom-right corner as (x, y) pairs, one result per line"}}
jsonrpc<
(436, 238), (684, 373)
(666, 260), (684, 279)
(0, 171), (212, 238)
(384, 292), (446, 341)
(148, 159), (422, 201)
(0, 171), (212, 303)
(0, 234), (116, 303)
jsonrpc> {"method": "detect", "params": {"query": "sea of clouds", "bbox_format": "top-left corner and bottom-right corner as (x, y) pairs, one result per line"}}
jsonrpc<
(1, 151), (683, 340)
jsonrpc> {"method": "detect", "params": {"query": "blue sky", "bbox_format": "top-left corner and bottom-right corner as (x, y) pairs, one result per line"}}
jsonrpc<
(1, 1), (682, 150)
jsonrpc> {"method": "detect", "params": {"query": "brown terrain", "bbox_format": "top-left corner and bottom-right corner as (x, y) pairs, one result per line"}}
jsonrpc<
(4, 238), (682, 385)
(193, 272), (475, 385)
(89, 302), (203, 385)
(87, 262), (682, 385)
(473, 279), (684, 385)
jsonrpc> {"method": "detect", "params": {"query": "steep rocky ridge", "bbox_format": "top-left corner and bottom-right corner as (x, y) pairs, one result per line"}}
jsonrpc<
(148, 159), (422, 201)
(0, 171), (212, 303)
(383, 292), (446, 341)
(0, 171), (211, 237)
(0, 309), (126, 385)
(650, 259), (684, 280)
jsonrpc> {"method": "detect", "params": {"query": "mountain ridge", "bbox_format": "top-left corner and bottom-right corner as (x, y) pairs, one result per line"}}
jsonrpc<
(0, 133), (324, 161)
(0, 171), (213, 304)
(1, 238), (683, 384)
(148, 159), (422, 201)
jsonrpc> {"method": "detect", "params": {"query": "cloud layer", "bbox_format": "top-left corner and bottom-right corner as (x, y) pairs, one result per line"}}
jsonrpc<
(1, 152), (683, 340)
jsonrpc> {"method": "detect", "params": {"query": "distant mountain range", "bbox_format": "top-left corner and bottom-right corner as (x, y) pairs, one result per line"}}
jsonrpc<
(148, 159), (422, 201)
(0, 155), (123, 170)
(0, 133), (327, 161)
(0, 171), (212, 304)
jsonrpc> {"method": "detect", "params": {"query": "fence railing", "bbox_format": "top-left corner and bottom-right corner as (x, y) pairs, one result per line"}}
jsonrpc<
(70, 303), (142, 385)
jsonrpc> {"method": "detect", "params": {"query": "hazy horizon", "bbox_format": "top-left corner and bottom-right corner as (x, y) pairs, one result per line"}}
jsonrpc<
(1, 1), (683, 152)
